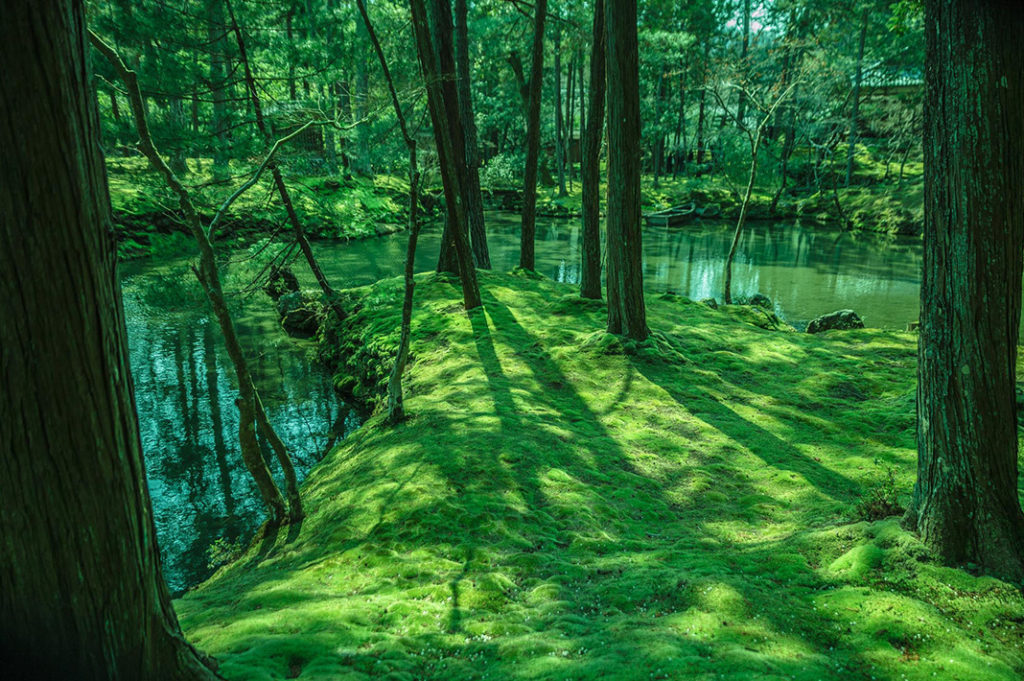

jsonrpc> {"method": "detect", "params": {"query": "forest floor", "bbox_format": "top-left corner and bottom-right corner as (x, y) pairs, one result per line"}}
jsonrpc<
(176, 271), (1024, 681)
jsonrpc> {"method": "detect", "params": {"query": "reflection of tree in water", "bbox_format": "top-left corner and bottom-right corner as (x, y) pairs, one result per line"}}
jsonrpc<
(120, 284), (354, 593)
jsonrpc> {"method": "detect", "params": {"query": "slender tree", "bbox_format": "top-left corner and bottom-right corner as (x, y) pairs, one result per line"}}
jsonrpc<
(0, 1), (221, 677)
(91, 32), (302, 524)
(905, 0), (1024, 581)
(844, 9), (868, 187)
(580, 0), (605, 300)
(519, 0), (548, 270)
(604, 0), (647, 340)
(356, 0), (422, 423)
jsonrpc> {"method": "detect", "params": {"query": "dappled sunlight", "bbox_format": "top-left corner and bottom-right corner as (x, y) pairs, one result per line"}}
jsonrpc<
(175, 271), (1024, 680)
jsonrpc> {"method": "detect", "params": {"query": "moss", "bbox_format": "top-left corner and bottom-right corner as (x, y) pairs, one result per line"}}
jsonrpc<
(177, 271), (1022, 681)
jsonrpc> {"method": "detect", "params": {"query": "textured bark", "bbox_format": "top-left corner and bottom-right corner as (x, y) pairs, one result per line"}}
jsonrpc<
(906, 0), (1024, 582)
(519, 0), (548, 270)
(410, 0), (481, 309)
(455, 0), (490, 268)
(0, 2), (221, 678)
(604, 0), (647, 340)
(580, 0), (605, 301)
(91, 31), (291, 525)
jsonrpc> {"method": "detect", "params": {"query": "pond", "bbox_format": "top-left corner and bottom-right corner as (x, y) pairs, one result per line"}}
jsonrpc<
(308, 213), (922, 330)
(121, 212), (921, 593)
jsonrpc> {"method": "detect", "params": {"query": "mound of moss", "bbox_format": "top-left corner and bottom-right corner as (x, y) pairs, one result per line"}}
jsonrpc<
(176, 271), (1023, 681)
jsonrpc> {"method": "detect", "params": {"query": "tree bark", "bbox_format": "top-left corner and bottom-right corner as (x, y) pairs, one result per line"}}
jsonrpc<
(208, 0), (229, 175)
(604, 0), (647, 340)
(0, 2), (221, 677)
(554, 22), (567, 197)
(455, 0), (490, 268)
(519, 0), (548, 270)
(580, 0), (605, 301)
(410, 0), (481, 309)
(905, 0), (1024, 582)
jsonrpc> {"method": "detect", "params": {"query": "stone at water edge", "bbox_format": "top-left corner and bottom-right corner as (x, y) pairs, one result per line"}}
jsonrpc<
(699, 297), (719, 309)
(806, 309), (865, 334)
(747, 293), (772, 310)
(277, 291), (323, 338)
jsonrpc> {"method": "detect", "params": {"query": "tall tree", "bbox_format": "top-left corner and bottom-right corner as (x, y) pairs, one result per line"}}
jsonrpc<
(410, 0), (482, 309)
(906, 0), (1024, 581)
(604, 0), (647, 340)
(580, 0), (605, 301)
(455, 0), (491, 268)
(0, 1), (220, 677)
(844, 8), (868, 187)
(519, 0), (548, 270)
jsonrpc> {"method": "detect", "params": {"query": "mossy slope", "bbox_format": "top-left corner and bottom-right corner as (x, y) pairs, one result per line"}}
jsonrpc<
(177, 271), (1023, 681)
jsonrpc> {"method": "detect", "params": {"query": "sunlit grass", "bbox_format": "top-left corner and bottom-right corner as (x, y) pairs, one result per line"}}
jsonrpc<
(176, 270), (1022, 681)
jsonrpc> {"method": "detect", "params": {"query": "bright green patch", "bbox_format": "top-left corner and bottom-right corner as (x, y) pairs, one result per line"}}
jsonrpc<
(177, 271), (1022, 681)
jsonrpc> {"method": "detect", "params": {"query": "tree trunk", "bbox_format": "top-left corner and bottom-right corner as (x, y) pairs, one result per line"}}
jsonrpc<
(554, 22), (567, 197)
(0, 2), (221, 677)
(355, 56), (371, 175)
(410, 0), (481, 310)
(208, 0), (229, 175)
(455, 0), (491, 268)
(724, 129), (764, 304)
(652, 66), (665, 188)
(905, 0), (1024, 582)
(566, 52), (576, 189)
(91, 31), (293, 525)
(604, 0), (647, 340)
(519, 0), (548, 270)
(225, 0), (344, 326)
(736, 0), (751, 128)
(580, 0), (605, 300)
(844, 10), (867, 187)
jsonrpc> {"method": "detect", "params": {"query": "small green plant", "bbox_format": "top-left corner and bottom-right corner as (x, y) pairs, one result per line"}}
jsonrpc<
(855, 465), (905, 521)
(207, 537), (245, 570)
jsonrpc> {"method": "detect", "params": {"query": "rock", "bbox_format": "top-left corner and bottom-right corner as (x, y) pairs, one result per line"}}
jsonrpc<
(747, 293), (772, 310)
(264, 266), (300, 302)
(699, 297), (719, 309)
(806, 309), (865, 334)
(277, 291), (323, 337)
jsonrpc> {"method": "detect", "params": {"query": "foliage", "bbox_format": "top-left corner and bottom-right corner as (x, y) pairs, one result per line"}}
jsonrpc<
(854, 465), (906, 521)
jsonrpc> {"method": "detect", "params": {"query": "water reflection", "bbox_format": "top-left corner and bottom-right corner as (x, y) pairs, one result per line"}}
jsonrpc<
(121, 212), (920, 592)
(311, 213), (922, 329)
(120, 267), (360, 594)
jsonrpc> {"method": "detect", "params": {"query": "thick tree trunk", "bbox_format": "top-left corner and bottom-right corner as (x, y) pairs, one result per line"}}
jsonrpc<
(455, 0), (490, 268)
(410, 0), (481, 309)
(844, 10), (867, 187)
(604, 0), (647, 340)
(0, 2), (221, 678)
(905, 0), (1024, 582)
(580, 0), (605, 300)
(519, 0), (548, 270)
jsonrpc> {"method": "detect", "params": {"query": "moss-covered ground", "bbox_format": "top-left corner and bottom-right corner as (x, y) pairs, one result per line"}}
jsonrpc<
(176, 271), (1023, 681)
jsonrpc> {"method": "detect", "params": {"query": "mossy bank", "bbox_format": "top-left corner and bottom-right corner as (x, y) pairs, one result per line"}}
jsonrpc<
(176, 271), (1023, 681)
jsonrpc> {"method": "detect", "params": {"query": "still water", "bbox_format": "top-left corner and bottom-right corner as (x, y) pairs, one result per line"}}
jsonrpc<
(122, 213), (921, 593)
(309, 213), (922, 329)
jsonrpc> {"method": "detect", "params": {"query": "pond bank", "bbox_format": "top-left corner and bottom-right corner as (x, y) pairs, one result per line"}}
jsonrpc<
(175, 271), (1024, 681)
